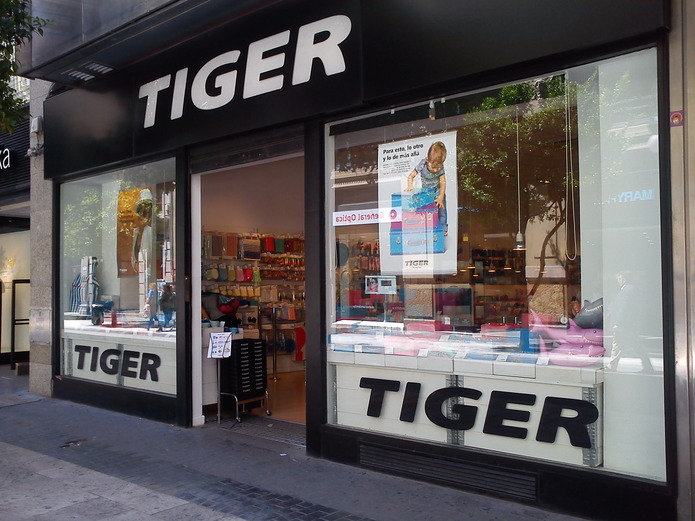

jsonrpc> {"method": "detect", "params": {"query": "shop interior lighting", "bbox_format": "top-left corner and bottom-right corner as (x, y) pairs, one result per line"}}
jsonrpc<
(464, 232), (476, 269)
(514, 232), (525, 251)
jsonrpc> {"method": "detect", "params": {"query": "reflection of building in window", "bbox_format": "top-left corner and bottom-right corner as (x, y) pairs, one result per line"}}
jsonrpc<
(132, 188), (153, 275)
(73, 256), (100, 318)
(161, 190), (175, 282)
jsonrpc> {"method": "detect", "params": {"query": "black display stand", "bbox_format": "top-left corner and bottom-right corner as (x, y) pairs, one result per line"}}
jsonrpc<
(218, 338), (271, 423)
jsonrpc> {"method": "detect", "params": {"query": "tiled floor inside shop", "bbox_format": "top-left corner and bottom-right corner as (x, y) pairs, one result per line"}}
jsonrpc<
(264, 370), (306, 424)
(216, 370), (307, 447)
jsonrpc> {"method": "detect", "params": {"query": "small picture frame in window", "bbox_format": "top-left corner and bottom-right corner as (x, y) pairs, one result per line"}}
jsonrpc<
(365, 276), (397, 295)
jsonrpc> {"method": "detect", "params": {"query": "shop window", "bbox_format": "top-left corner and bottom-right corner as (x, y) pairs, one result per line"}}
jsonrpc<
(325, 49), (665, 480)
(59, 158), (177, 395)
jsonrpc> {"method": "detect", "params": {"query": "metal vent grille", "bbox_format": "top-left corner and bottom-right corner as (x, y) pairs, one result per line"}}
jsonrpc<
(62, 61), (114, 83)
(359, 443), (538, 502)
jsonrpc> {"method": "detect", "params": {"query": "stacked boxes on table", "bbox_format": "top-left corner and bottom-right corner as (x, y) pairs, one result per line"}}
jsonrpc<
(390, 192), (446, 255)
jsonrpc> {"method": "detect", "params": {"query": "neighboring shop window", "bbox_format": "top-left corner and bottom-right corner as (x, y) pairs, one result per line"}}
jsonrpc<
(325, 49), (665, 480)
(59, 158), (177, 395)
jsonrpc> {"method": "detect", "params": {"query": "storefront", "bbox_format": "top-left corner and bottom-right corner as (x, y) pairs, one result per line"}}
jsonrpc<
(0, 114), (31, 368)
(39, 1), (677, 519)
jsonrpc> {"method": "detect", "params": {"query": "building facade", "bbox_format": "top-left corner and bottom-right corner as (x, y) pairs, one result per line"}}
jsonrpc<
(0, 110), (32, 370)
(18, 1), (695, 519)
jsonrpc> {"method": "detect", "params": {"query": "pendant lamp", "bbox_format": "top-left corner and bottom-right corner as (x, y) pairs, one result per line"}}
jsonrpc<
(514, 106), (525, 251)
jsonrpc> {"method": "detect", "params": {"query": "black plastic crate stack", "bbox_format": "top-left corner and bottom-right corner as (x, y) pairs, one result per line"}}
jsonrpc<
(220, 339), (267, 401)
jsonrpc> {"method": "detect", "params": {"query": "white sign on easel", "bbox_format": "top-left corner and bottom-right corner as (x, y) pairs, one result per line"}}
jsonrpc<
(207, 332), (234, 358)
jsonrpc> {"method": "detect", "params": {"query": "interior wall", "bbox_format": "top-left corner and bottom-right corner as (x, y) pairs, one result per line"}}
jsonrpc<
(0, 230), (31, 353)
(201, 156), (304, 235)
(198, 154), (307, 383)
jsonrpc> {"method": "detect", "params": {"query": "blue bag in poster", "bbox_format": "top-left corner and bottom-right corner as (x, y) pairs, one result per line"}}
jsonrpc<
(390, 191), (446, 255)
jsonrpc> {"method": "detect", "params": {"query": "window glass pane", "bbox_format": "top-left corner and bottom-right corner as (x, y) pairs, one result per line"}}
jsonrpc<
(60, 158), (177, 395)
(325, 49), (665, 480)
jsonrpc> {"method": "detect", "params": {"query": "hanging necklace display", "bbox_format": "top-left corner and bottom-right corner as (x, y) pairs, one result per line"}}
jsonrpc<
(564, 73), (578, 261)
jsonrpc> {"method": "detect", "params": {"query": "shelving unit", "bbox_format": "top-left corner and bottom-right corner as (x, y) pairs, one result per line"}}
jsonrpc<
(202, 231), (307, 375)
(202, 231), (305, 295)
(257, 305), (305, 379)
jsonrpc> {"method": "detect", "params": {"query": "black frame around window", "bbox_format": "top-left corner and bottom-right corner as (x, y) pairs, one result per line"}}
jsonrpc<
(317, 42), (677, 521)
(51, 150), (191, 425)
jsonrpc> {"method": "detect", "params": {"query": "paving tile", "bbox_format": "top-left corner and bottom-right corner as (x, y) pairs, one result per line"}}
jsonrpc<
(0, 505), (33, 520)
(0, 364), (591, 521)
(91, 481), (189, 515)
(0, 474), (99, 517)
(32, 497), (129, 520)
(151, 502), (239, 521)
(0, 394), (42, 407)
(0, 461), (37, 485)
(102, 510), (158, 521)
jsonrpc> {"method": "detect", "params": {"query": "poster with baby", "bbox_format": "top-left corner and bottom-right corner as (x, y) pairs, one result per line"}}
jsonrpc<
(378, 132), (458, 275)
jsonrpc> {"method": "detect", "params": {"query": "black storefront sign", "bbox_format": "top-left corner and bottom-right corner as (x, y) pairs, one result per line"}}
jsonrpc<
(360, 0), (669, 101)
(0, 147), (13, 170)
(43, 0), (668, 179)
(0, 115), (31, 196)
(44, 0), (363, 178)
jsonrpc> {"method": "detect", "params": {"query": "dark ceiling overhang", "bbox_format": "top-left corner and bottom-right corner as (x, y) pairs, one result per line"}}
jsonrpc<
(0, 216), (30, 232)
(18, 0), (282, 87)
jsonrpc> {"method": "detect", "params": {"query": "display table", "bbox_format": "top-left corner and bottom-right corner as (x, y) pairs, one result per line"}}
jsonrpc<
(327, 329), (605, 468)
(62, 322), (177, 395)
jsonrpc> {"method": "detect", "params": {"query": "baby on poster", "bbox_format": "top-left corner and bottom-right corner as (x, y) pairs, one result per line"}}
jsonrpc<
(404, 141), (448, 235)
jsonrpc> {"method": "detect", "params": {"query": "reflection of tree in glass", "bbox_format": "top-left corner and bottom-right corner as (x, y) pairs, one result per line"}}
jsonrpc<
(63, 181), (140, 262)
(456, 76), (579, 293)
(62, 186), (104, 262)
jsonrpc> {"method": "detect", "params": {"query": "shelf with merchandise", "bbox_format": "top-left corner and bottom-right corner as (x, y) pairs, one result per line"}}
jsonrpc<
(202, 231), (305, 260)
(202, 249), (305, 283)
(201, 280), (305, 303)
(201, 262), (305, 286)
(201, 231), (307, 355)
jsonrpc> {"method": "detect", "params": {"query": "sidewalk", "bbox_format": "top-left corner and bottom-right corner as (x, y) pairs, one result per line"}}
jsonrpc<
(0, 365), (588, 521)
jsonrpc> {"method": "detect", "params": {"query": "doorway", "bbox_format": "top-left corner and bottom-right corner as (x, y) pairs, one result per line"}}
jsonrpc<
(191, 153), (307, 426)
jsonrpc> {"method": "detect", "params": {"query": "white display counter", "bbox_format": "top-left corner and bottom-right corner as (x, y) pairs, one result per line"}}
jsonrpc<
(62, 321), (177, 395)
(327, 328), (605, 468)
